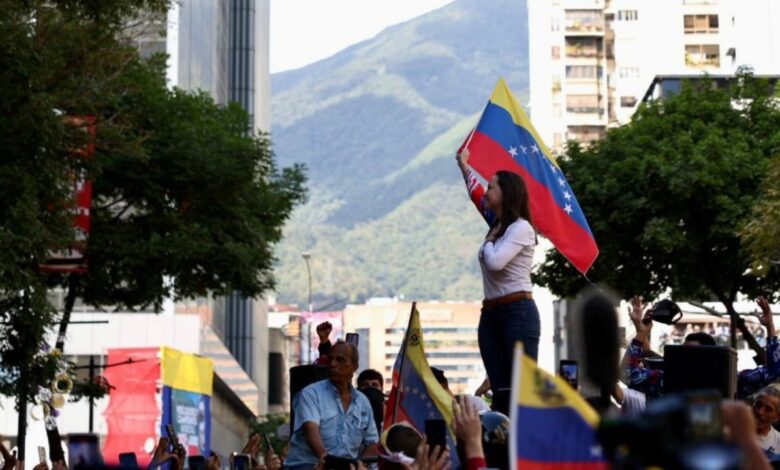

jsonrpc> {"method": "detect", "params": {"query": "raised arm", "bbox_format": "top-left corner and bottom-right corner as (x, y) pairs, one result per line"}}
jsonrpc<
(456, 148), (495, 226)
(737, 297), (780, 399)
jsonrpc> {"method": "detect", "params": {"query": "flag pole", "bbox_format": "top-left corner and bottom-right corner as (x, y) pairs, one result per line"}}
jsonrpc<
(392, 301), (417, 424)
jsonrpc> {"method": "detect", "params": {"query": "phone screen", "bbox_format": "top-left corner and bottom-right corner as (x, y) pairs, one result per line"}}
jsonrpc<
(686, 390), (723, 442)
(188, 455), (206, 470)
(67, 434), (102, 469)
(424, 419), (447, 452)
(559, 360), (578, 389)
(119, 452), (138, 469)
(346, 333), (359, 347)
(38, 446), (47, 464)
(232, 454), (251, 470)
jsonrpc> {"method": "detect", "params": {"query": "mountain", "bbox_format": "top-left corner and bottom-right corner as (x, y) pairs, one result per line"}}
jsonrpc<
(271, 0), (529, 306)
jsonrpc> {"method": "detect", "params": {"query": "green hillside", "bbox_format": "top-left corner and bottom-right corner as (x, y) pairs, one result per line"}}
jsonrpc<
(271, 0), (529, 306)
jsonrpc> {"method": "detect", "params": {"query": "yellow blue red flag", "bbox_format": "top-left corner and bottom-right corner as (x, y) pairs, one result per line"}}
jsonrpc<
(510, 343), (608, 469)
(464, 78), (598, 274)
(384, 303), (460, 468)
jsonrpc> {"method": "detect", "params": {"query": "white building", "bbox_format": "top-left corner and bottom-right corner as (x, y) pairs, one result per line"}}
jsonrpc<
(528, 0), (780, 151)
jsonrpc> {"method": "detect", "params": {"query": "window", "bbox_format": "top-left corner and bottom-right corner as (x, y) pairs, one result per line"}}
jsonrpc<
(553, 133), (563, 149)
(565, 10), (604, 32)
(566, 95), (602, 114)
(620, 96), (637, 108)
(566, 37), (602, 58)
(685, 44), (720, 68)
(684, 14), (719, 33)
(551, 17), (560, 32)
(552, 45), (560, 60)
(568, 125), (605, 143)
(553, 103), (562, 118)
(566, 65), (603, 80)
(618, 66), (640, 79)
(552, 75), (562, 93)
(617, 10), (638, 21)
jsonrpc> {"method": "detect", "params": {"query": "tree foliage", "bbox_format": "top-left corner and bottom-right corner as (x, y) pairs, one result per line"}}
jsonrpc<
(0, 0), (306, 405)
(742, 153), (780, 274)
(536, 72), (780, 306)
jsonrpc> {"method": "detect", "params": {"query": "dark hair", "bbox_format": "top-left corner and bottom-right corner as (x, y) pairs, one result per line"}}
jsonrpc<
(430, 367), (449, 390)
(357, 368), (384, 388)
(332, 340), (359, 365)
(381, 424), (422, 470)
(684, 332), (716, 346)
(491, 171), (533, 239)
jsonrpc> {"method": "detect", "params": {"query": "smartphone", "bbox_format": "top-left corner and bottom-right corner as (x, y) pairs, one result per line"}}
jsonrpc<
(345, 333), (359, 347)
(262, 433), (273, 453)
(231, 454), (251, 470)
(165, 423), (180, 450)
(685, 390), (723, 442)
(38, 446), (47, 464)
(67, 433), (102, 469)
(119, 452), (138, 469)
(323, 454), (354, 470)
(424, 419), (447, 453)
(559, 360), (578, 389)
(188, 455), (207, 470)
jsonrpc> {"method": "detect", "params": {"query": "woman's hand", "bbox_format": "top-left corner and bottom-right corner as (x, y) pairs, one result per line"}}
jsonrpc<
(456, 147), (470, 170)
(757, 296), (775, 337)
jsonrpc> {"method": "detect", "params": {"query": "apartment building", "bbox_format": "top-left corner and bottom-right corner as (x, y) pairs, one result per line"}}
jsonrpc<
(528, 0), (780, 152)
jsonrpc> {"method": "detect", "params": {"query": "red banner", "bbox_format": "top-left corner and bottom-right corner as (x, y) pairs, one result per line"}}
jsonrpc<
(39, 115), (95, 273)
(102, 348), (161, 466)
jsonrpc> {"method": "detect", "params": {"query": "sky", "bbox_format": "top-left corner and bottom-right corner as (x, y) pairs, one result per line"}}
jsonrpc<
(270, 0), (454, 73)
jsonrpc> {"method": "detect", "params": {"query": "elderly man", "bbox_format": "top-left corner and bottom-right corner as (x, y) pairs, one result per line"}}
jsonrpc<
(285, 340), (379, 469)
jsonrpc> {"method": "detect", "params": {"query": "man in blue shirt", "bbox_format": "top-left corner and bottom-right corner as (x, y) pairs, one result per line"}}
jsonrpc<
(285, 340), (379, 469)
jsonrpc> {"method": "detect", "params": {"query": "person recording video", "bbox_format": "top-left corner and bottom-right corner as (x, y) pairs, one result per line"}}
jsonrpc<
(625, 296), (780, 401)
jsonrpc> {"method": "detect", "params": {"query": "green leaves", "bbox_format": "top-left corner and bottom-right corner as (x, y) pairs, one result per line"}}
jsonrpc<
(537, 72), (780, 303)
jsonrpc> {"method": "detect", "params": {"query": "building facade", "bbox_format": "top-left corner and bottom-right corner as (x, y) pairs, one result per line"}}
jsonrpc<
(528, 0), (780, 152)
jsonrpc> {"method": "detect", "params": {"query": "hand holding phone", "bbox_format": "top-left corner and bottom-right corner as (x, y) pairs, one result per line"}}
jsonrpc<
(559, 360), (578, 389)
(424, 419), (447, 454)
(345, 333), (359, 347)
(230, 454), (251, 470)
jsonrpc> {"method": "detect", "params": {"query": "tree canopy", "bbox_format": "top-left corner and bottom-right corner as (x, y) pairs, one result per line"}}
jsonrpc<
(536, 72), (780, 308)
(0, 0), (306, 405)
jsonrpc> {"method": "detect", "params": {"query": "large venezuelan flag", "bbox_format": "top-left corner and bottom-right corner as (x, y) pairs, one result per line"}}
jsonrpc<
(384, 303), (460, 468)
(510, 343), (608, 469)
(466, 78), (598, 274)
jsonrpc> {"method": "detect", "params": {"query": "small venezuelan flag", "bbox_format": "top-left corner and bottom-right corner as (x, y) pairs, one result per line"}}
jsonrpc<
(465, 78), (598, 274)
(384, 303), (460, 468)
(510, 343), (608, 469)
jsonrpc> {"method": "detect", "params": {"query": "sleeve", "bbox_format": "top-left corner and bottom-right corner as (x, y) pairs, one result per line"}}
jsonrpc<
(737, 336), (780, 399)
(480, 222), (533, 271)
(293, 387), (321, 433)
(467, 457), (488, 470)
(362, 411), (380, 446)
(463, 168), (496, 226)
(627, 339), (663, 396)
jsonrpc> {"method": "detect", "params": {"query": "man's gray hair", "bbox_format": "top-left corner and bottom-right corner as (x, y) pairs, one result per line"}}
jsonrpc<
(333, 339), (359, 366)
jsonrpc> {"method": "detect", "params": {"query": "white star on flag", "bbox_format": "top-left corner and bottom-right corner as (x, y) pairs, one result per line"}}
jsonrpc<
(531, 144), (540, 153)
(520, 145), (528, 154)
(548, 162), (558, 173)
(563, 191), (572, 200)
(558, 177), (565, 187)
(590, 446), (603, 458)
(508, 146), (518, 157)
(564, 204), (573, 214)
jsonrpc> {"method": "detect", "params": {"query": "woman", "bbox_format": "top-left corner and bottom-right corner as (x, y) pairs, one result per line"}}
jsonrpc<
(457, 147), (540, 395)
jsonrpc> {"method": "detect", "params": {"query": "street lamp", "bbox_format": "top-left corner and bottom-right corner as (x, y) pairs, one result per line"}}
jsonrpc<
(301, 252), (313, 313)
(301, 252), (313, 365)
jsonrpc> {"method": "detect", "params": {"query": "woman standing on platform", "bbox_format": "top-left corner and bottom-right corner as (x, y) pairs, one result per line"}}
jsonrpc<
(456, 147), (540, 396)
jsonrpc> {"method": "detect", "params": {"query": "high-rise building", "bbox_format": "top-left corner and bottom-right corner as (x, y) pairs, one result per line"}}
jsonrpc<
(528, 0), (780, 151)
(342, 300), (487, 395)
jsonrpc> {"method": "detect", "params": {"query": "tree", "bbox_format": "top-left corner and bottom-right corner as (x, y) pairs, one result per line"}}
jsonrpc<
(0, 0), (306, 441)
(537, 72), (780, 329)
(742, 153), (780, 274)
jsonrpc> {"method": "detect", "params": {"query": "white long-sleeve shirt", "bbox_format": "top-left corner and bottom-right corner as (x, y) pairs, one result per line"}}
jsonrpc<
(478, 219), (535, 299)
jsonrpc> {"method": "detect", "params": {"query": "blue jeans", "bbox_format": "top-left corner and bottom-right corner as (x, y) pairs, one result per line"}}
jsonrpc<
(478, 299), (540, 393)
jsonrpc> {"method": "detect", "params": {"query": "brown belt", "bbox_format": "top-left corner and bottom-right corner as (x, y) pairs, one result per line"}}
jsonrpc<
(482, 291), (533, 308)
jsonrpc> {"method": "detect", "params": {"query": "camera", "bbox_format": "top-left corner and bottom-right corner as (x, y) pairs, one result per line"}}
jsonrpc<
(598, 390), (741, 469)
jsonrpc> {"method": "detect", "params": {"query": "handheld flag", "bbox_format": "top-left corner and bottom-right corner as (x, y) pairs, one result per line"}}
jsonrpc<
(464, 78), (598, 274)
(510, 343), (608, 469)
(384, 303), (460, 468)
